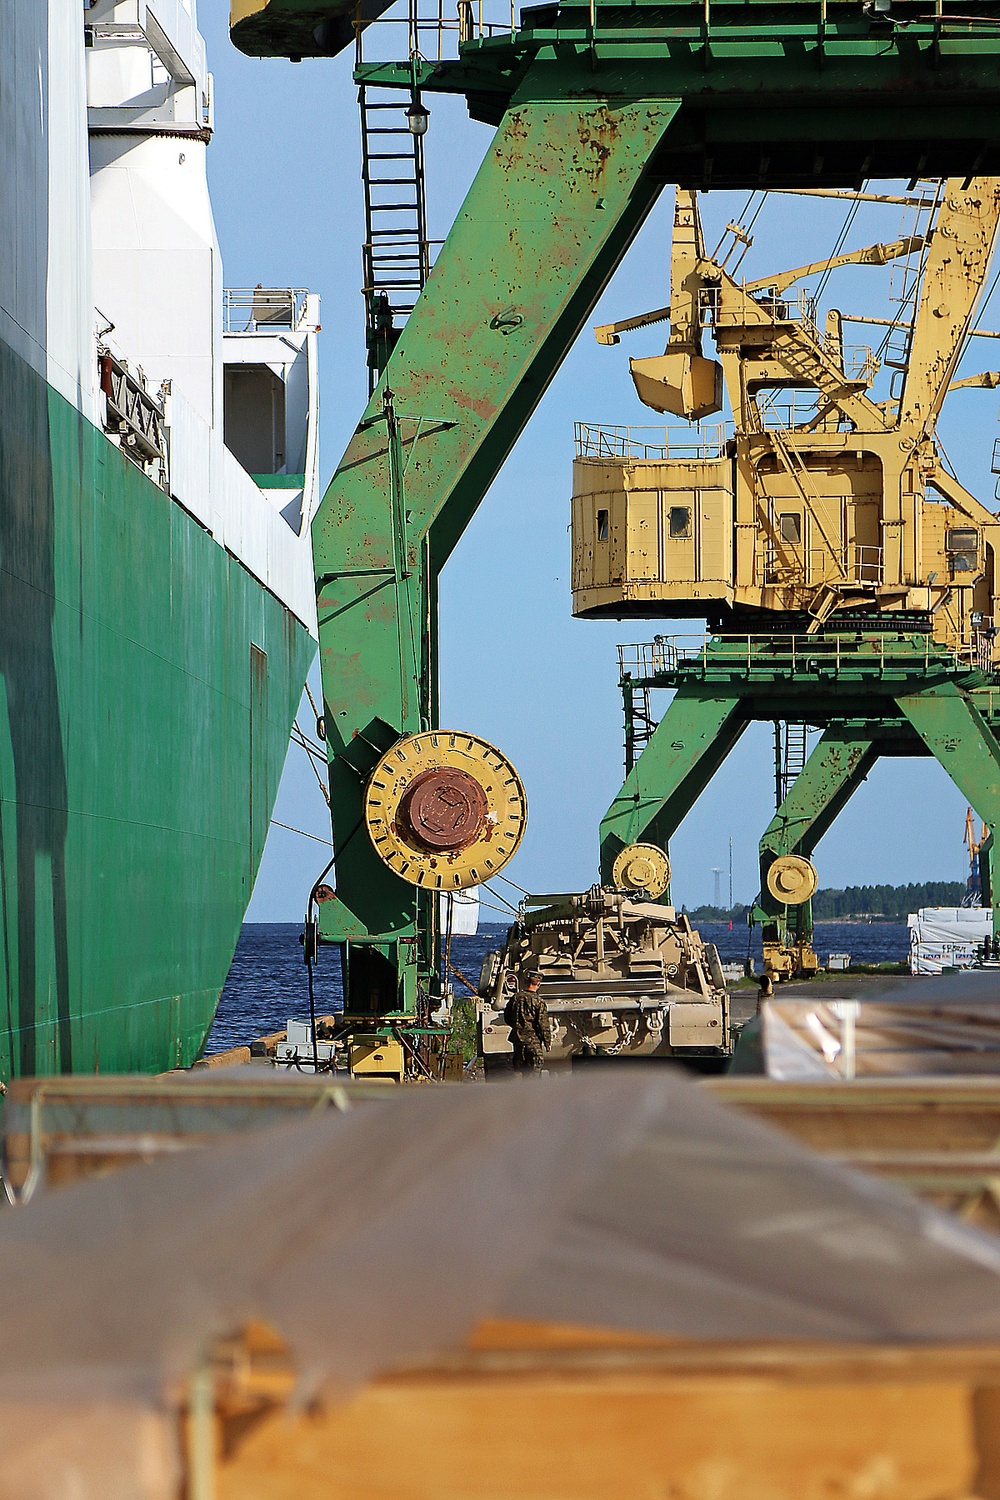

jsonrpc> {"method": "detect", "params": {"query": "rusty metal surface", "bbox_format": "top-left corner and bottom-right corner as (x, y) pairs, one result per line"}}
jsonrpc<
(401, 767), (488, 852)
(362, 730), (527, 891)
(312, 102), (678, 1012)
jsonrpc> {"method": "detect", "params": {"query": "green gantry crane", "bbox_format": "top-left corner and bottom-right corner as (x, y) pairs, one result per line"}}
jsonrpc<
(233, 0), (1000, 1023)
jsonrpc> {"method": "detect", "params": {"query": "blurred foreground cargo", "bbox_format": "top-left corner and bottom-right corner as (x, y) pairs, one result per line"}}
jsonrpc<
(5, 1073), (1000, 1497)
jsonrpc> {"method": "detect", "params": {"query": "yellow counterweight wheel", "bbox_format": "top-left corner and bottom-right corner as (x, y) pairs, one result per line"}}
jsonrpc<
(766, 854), (819, 906)
(364, 731), (527, 890)
(612, 842), (671, 898)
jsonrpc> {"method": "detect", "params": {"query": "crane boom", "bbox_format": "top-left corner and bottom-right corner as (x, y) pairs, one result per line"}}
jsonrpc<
(898, 180), (1000, 437)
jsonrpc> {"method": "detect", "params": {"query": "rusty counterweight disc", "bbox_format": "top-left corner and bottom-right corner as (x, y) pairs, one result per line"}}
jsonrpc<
(399, 767), (489, 852)
(363, 731), (527, 890)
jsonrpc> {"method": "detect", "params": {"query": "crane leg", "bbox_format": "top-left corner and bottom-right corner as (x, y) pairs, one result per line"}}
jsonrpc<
(599, 690), (747, 896)
(897, 683), (1000, 937)
(755, 728), (879, 980)
(312, 101), (680, 1018)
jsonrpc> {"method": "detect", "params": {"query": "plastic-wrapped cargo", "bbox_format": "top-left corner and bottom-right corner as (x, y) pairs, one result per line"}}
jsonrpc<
(4, 1072), (1000, 1495)
(909, 907), (992, 973)
(739, 987), (1000, 1078)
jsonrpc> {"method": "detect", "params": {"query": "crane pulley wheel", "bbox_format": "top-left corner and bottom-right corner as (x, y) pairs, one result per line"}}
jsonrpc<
(363, 730), (527, 890)
(612, 842), (671, 898)
(766, 854), (818, 906)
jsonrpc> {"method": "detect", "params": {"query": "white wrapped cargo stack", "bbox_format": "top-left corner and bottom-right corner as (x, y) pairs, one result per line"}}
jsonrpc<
(908, 908), (992, 974)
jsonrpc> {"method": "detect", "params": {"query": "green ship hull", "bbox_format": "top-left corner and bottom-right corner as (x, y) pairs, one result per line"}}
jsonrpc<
(0, 331), (315, 1078)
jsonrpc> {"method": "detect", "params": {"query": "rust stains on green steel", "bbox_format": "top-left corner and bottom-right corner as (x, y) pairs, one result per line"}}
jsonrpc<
(310, 101), (678, 1009)
(754, 731), (880, 952)
(761, 736), (878, 862)
(232, 0), (1000, 1002)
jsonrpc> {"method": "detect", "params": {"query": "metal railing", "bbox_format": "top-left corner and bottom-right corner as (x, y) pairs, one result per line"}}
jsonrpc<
(618, 637), (708, 680)
(355, 0), (519, 67)
(743, 287), (819, 333)
(831, 339), (880, 383)
(753, 391), (830, 431)
(223, 288), (311, 334)
(619, 632), (958, 684)
(756, 542), (884, 587)
(356, 2), (1000, 67)
(575, 421), (728, 462)
(959, 620), (998, 672)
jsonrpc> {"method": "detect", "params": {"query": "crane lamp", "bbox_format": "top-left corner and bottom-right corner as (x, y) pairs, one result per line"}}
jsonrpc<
(406, 98), (430, 137)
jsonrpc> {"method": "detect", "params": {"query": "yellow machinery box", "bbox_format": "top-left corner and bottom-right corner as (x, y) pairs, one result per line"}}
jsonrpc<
(349, 1036), (405, 1081)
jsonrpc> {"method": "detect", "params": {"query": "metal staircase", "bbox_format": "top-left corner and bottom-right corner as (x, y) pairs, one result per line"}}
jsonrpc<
(359, 83), (431, 393)
(883, 182), (943, 397)
(623, 680), (658, 775)
(773, 721), (809, 807)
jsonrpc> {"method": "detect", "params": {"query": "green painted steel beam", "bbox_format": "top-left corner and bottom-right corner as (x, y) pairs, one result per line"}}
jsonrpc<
(350, 2), (1000, 184)
(756, 728), (879, 949)
(897, 685), (1000, 826)
(631, 633), (981, 690)
(897, 684), (1000, 932)
(607, 646), (1000, 944)
(599, 690), (747, 885)
(760, 730), (880, 865)
(313, 100), (678, 1013)
(238, 0), (1000, 181)
(232, 0), (1000, 1010)
(981, 831), (995, 910)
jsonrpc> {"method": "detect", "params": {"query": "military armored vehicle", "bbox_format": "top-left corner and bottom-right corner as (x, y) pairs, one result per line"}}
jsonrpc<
(477, 868), (733, 1070)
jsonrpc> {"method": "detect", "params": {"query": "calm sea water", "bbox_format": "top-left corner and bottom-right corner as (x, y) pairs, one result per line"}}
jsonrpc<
(206, 918), (911, 1055)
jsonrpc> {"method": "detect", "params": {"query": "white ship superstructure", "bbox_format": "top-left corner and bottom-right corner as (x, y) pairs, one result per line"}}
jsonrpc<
(37, 0), (319, 627)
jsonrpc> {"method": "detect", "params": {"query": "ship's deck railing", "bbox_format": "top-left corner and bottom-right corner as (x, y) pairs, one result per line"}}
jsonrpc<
(575, 421), (729, 462)
(223, 288), (310, 334)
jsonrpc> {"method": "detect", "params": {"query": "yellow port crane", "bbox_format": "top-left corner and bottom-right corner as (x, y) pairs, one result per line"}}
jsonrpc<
(573, 181), (1000, 662)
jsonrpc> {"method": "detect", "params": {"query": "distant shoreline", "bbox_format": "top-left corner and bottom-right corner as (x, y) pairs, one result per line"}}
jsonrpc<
(689, 913), (914, 924)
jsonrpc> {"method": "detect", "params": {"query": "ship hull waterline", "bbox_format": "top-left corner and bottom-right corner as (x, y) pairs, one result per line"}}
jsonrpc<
(0, 330), (315, 1078)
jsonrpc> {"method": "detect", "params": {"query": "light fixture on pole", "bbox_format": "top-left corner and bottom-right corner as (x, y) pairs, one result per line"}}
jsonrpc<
(406, 95), (430, 137)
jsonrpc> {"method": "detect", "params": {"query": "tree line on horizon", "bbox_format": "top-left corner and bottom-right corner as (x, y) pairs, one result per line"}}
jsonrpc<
(685, 880), (969, 922)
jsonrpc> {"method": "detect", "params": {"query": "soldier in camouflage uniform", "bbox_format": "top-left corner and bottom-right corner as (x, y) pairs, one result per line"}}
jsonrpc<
(503, 971), (553, 1073)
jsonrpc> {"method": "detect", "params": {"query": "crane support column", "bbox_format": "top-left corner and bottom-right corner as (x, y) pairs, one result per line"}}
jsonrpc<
(897, 685), (1000, 934)
(757, 729), (880, 978)
(600, 692), (747, 891)
(981, 832), (995, 910)
(312, 101), (678, 1015)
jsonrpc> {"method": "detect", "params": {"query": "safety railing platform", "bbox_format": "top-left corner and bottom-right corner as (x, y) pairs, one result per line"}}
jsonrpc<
(223, 288), (312, 334)
(618, 632), (987, 688)
(575, 422), (729, 462)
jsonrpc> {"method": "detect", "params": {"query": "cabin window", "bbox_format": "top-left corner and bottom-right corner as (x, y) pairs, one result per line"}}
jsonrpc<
(947, 527), (979, 574)
(668, 506), (692, 539)
(779, 512), (802, 544)
(596, 508), (610, 541)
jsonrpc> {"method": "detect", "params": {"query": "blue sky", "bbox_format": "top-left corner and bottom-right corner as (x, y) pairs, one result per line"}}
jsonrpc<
(201, 5), (998, 920)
